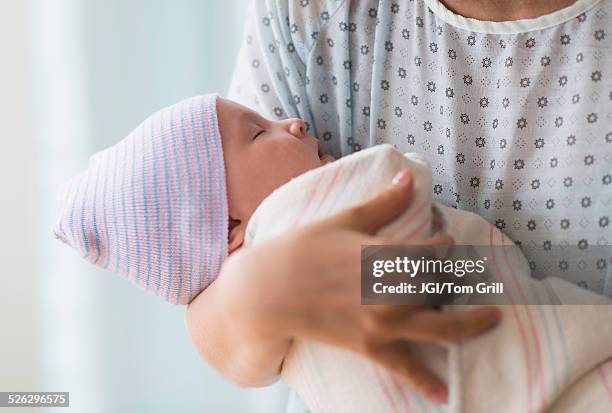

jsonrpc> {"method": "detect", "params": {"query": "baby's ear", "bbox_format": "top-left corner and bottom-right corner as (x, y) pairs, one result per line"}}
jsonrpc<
(228, 218), (245, 254)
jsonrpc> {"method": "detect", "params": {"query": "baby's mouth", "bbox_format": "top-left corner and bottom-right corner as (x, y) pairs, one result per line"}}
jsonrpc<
(317, 141), (335, 164)
(320, 154), (335, 165)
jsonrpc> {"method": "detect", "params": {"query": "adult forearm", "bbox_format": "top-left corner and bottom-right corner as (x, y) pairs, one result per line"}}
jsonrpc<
(185, 254), (292, 387)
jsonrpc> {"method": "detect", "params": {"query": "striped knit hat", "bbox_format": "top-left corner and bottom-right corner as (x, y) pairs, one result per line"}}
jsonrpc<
(53, 94), (229, 305)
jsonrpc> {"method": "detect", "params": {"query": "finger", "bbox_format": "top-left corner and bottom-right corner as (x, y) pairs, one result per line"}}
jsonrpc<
(396, 307), (502, 342)
(406, 232), (454, 246)
(368, 233), (455, 266)
(323, 169), (414, 234)
(365, 340), (448, 404)
(404, 232), (455, 262)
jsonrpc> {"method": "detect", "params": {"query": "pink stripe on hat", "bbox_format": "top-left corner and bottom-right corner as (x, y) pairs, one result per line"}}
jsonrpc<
(53, 94), (229, 304)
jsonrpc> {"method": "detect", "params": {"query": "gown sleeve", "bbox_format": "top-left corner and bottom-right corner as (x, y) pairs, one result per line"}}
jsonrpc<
(227, 0), (340, 136)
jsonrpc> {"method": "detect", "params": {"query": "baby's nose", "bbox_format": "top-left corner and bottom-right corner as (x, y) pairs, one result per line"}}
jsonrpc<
(288, 119), (305, 137)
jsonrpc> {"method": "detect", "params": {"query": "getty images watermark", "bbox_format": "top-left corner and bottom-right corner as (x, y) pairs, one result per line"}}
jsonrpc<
(361, 244), (612, 305)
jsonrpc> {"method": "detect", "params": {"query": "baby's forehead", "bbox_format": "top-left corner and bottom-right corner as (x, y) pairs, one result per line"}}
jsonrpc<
(217, 97), (261, 122)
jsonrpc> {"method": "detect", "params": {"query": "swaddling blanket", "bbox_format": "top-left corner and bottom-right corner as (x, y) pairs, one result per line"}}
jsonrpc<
(245, 145), (612, 413)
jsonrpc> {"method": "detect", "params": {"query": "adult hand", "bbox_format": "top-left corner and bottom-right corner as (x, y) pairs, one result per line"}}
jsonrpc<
(188, 169), (501, 404)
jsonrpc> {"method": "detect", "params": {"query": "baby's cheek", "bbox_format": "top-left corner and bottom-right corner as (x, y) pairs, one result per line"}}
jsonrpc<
(271, 140), (318, 171)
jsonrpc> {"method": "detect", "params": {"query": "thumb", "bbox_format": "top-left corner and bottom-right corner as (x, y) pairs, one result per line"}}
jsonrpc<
(323, 169), (414, 234)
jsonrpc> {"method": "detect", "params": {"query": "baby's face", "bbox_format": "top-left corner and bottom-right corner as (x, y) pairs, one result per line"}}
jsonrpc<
(217, 98), (334, 251)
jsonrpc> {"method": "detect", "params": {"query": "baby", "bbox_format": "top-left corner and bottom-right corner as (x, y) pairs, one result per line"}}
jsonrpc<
(54, 94), (612, 413)
(54, 94), (334, 304)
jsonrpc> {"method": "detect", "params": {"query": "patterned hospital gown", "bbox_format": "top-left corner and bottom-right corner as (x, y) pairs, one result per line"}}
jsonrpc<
(229, 0), (611, 298)
(226, 1), (611, 410)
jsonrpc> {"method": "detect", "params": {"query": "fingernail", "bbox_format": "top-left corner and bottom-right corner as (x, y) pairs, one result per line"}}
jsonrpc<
(392, 170), (410, 186)
(430, 385), (448, 404)
(485, 307), (501, 322)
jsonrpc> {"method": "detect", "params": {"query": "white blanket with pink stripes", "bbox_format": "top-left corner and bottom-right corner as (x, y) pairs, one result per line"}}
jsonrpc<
(245, 145), (612, 413)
